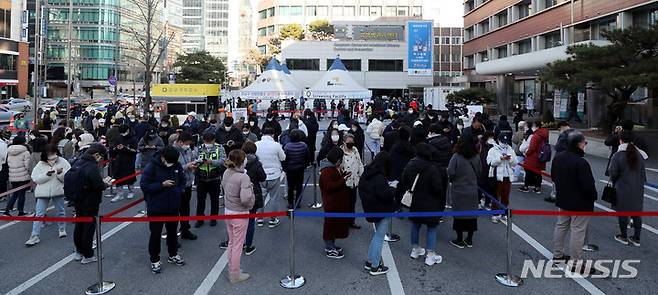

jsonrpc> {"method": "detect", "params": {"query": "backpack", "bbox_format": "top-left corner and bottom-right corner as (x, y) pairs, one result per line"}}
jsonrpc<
(538, 140), (552, 163)
(64, 161), (89, 202)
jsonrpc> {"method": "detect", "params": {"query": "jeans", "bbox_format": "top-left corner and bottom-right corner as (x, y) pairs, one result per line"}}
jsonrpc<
(514, 156), (525, 178)
(5, 180), (30, 213)
(149, 214), (179, 263)
(260, 177), (282, 215)
(225, 214), (249, 276)
(410, 222), (437, 251)
(368, 218), (391, 267)
(348, 188), (358, 225)
(618, 216), (642, 240)
(32, 196), (66, 236)
(286, 169), (304, 209)
(179, 186), (192, 233)
(196, 180), (221, 217)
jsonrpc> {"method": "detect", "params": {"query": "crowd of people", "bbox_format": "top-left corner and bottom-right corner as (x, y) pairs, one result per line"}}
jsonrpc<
(0, 96), (650, 281)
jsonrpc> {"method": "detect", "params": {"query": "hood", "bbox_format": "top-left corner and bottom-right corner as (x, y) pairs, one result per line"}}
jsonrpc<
(218, 125), (239, 134)
(246, 154), (258, 166)
(498, 120), (512, 130)
(8, 144), (28, 156)
(406, 157), (432, 174)
(431, 136), (452, 152)
(360, 165), (383, 181)
(319, 158), (335, 171)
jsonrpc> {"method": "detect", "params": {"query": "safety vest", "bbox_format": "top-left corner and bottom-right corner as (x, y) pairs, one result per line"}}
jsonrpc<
(198, 144), (222, 173)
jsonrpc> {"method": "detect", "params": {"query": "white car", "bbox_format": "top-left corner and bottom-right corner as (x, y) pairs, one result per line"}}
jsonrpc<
(85, 103), (109, 114)
(38, 98), (59, 111)
(0, 107), (16, 125)
(0, 99), (32, 112)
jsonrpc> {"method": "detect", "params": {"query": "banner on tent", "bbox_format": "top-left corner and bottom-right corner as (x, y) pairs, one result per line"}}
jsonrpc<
(407, 20), (433, 76)
(306, 90), (372, 100)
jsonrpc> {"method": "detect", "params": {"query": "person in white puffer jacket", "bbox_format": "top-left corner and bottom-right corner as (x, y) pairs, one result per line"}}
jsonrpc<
(3, 136), (32, 216)
(25, 144), (71, 246)
(487, 133), (518, 223)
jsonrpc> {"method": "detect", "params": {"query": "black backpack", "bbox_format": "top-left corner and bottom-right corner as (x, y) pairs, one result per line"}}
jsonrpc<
(64, 161), (89, 202)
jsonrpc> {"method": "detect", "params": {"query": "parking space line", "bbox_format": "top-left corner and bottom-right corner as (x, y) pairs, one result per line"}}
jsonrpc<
(597, 180), (658, 202)
(6, 213), (143, 295)
(593, 203), (658, 235)
(0, 206), (55, 232)
(373, 222), (405, 295)
(501, 219), (605, 295)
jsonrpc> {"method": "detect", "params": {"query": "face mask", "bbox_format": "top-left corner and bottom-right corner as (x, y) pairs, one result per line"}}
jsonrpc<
(331, 135), (339, 142)
(47, 154), (58, 161)
(181, 145), (190, 150)
(121, 132), (129, 136)
(332, 124), (338, 129)
(268, 118), (273, 121)
(428, 116), (434, 119)
(345, 142), (354, 149)
(408, 110), (414, 114)
(487, 139), (496, 145)
(71, 139), (78, 144)
(164, 161), (174, 167)
(225, 126), (232, 131)
(351, 127), (357, 132)
(161, 123), (168, 127)
(94, 155), (103, 162)
(243, 131), (249, 135)
(249, 121), (255, 126)
(29, 135), (36, 140)
(457, 124), (464, 130)
(204, 143), (214, 149)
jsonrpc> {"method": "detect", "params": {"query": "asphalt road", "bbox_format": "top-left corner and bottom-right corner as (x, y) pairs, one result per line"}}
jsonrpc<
(1, 119), (658, 295)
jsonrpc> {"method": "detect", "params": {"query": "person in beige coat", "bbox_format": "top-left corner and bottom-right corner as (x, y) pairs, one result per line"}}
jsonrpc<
(3, 136), (33, 216)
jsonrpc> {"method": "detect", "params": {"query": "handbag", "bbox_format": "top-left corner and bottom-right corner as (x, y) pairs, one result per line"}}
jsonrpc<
(401, 174), (420, 208)
(601, 179), (617, 206)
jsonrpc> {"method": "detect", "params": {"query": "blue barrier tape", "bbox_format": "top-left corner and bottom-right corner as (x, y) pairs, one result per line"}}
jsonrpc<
(478, 186), (508, 210)
(293, 210), (505, 218)
(646, 182), (658, 190)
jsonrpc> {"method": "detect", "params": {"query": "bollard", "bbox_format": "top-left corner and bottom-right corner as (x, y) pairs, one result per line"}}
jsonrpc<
(309, 163), (322, 209)
(85, 217), (115, 295)
(495, 209), (524, 287)
(280, 209), (305, 289)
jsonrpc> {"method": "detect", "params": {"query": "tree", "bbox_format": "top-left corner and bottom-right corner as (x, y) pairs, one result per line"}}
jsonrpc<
(173, 51), (226, 84)
(245, 49), (271, 73)
(446, 87), (496, 105)
(267, 35), (282, 55)
(125, 0), (175, 108)
(542, 25), (658, 131)
(308, 19), (334, 40)
(279, 24), (304, 40)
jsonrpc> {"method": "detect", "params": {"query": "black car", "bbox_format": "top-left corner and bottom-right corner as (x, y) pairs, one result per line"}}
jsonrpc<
(56, 99), (81, 118)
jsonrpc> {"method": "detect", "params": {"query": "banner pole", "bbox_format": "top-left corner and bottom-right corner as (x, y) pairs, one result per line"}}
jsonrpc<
(280, 209), (305, 289)
(85, 217), (115, 295)
(309, 163), (322, 209)
(495, 209), (523, 287)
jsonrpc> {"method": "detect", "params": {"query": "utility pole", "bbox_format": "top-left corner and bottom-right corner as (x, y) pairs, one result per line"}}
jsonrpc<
(66, 0), (73, 123)
(33, 0), (41, 126)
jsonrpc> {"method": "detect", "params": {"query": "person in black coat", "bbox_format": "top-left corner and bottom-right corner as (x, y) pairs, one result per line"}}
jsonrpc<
(383, 121), (401, 152)
(348, 121), (365, 161)
(359, 151), (397, 274)
(396, 143), (444, 265)
(426, 125), (452, 211)
(551, 131), (598, 263)
(390, 129), (415, 181)
(494, 115), (513, 139)
(109, 125), (139, 202)
(317, 128), (342, 163)
(134, 117), (151, 142)
(261, 113), (282, 141)
(284, 130), (310, 208)
(140, 146), (187, 272)
(215, 117), (244, 154)
(302, 109), (319, 162)
(247, 116), (262, 140)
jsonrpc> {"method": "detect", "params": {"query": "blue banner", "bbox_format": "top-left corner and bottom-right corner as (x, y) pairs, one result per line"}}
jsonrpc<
(407, 21), (433, 76)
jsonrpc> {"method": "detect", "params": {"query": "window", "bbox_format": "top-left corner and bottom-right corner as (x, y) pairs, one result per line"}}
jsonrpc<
(412, 6), (422, 17)
(464, 0), (474, 13)
(478, 51), (488, 62)
(517, 38), (532, 54)
(464, 27), (474, 40)
(545, 0), (557, 8)
(318, 6), (328, 16)
(0, 54), (15, 71)
(370, 6), (381, 16)
(368, 59), (403, 72)
(286, 59), (319, 71)
(385, 6), (397, 16)
(651, 9), (658, 25)
(452, 36), (461, 44)
(258, 27), (266, 37)
(480, 19), (490, 34)
(573, 24), (591, 42)
(517, 2), (530, 19)
(543, 30), (561, 49)
(441, 37), (450, 45)
(306, 6), (317, 16)
(327, 59), (361, 71)
(279, 6), (290, 16)
(495, 10), (508, 27)
(344, 6), (354, 16)
(258, 45), (266, 54)
(495, 45), (508, 59)
(464, 55), (474, 68)
(360, 6), (369, 16)
(332, 6), (342, 16)
(593, 18), (617, 40)
(451, 53), (461, 63)
(440, 53), (450, 62)
(266, 25), (275, 35)
(259, 10), (267, 19)
(268, 7), (275, 17)
(397, 6), (408, 16)
(290, 6), (302, 16)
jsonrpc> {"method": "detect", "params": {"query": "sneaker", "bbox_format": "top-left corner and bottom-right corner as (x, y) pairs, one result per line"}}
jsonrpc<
(58, 228), (67, 238)
(424, 251), (443, 266)
(614, 234), (629, 245)
(209, 220), (217, 227)
(518, 186), (530, 193)
(491, 216), (500, 223)
(582, 244), (599, 252)
(219, 241), (228, 249)
(229, 272), (250, 283)
(450, 240), (466, 249)
(162, 231), (182, 239)
(628, 237), (640, 247)
(364, 261), (373, 271)
(445, 205), (452, 209)
(1, 211), (10, 217)
(194, 220), (204, 228)
(552, 255), (570, 264)
(384, 234), (400, 242)
(464, 239), (473, 248)
(268, 218), (280, 228)
(72, 252), (83, 261)
(110, 194), (124, 203)
(256, 218), (264, 227)
(126, 192), (135, 199)
(244, 245), (256, 255)
(17, 211), (32, 216)
(151, 261), (162, 274)
(410, 247), (426, 259)
(81, 256), (98, 264)
(369, 264), (389, 276)
(500, 215), (508, 222)
(325, 248), (344, 259)
(167, 255), (185, 266)
(180, 231), (197, 240)
(533, 188), (542, 194)
(25, 235), (40, 246)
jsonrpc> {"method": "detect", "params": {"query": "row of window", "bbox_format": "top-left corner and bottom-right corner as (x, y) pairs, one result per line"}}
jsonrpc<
(48, 9), (120, 25)
(0, 8), (11, 39)
(434, 71), (462, 78)
(46, 45), (118, 61)
(47, 28), (119, 42)
(48, 0), (119, 6)
(0, 54), (15, 71)
(285, 59), (404, 72)
(437, 53), (462, 63)
(259, 5), (422, 20)
(434, 36), (462, 45)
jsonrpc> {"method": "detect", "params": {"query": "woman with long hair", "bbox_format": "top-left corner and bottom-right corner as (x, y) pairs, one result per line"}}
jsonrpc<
(447, 136), (481, 248)
(609, 131), (647, 246)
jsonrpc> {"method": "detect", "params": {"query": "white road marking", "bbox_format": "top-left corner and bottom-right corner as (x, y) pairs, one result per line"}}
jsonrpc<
(598, 180), (658, 202)
(6, 213), (144, 295)
(646, 168), (658, 173)
(644, 184), (658, 194)
(500, 219), (605, 295)
(376, 224), (405, 295)
(0, 206), (55, 232)
(593, 203), (658, 236)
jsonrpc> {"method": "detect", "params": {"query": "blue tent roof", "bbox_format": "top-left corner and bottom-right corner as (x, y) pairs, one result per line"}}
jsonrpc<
(265, 58), (282, 71)
(328, 57), (347, 71)
(281, 63), (292, 74)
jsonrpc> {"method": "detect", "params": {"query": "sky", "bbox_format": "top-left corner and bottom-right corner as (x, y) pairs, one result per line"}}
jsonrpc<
(424, 0), (464, 27)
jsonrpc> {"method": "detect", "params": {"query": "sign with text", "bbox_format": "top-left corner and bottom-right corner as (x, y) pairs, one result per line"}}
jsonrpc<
(407, 21), (433, 76)
(334, 24), (404, 41)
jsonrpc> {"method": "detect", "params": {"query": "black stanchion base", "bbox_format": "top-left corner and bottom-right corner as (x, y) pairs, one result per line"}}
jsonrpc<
(280, 275), (305, 289)
(495, 273), (523, 287)
(309, 202), (323, 209)
(85, 281), (116, 295)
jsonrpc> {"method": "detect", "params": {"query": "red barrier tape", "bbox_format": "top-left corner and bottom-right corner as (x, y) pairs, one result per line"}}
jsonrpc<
(0, 182), (34, 198)
(104, 197), (145, 218)
(0, 216), (93, 222)
(513, 210), (658, 217)
(112, 170), (143, 186)
(519, 163), (552, 179)
(101, 211), (287, 223)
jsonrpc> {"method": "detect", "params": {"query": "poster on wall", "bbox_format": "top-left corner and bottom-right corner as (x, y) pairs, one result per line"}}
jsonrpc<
(407, 21), (433, 76)
(553, 90), (562, 119)
(232, 108), (248, 121)
(577, 92), (585, 119)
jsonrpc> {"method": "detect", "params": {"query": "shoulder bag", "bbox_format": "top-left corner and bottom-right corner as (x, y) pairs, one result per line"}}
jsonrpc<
(601, 178), (617, 206)
(401, 173), (420, 208)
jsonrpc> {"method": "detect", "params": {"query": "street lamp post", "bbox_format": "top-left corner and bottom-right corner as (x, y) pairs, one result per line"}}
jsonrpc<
(66, 0), (73, 123)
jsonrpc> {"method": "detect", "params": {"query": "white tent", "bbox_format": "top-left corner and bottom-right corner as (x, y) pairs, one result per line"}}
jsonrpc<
(237, 59), (302, 100)
(280, 62), (304, 90)
(305, 57), (372, 99)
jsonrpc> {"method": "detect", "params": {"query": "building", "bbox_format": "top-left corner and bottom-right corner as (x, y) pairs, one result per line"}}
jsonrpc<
(462, 0), (658, 127)
(433, 27), (463, 86)
(256, 0), (425, 54)
(227, 0), (256, 88)
(181, 0), (204, 53)
(281, 19), (434, 99)
(181, 0), (230, 61)
(0, 0), (29, 99)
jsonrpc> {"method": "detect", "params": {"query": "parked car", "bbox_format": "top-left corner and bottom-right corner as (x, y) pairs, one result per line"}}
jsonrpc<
(56, 99), (81, 117)
(85, 102), (108, 115)
(0, 99), (31, 112)
(38, 98), (59, 111)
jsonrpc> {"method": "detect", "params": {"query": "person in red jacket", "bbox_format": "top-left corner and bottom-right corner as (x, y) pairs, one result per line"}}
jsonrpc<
(319, 147), (351, 259)
(520, 120), (549, 194)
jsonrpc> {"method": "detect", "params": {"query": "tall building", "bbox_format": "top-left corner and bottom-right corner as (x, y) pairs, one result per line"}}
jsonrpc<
(256, 0), (425, 53)
(181, 0), (204, 53)
(204, 0), (229, 59)
(227, 0), (256, 87)
(462, 0), (658, 127)
(1, 0), (30, 99)
(433, 27), (463, 86)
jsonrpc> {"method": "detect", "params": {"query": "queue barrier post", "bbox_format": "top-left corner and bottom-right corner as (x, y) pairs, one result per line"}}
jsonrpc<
(309, 163), (322, 209)
(495, 209), (523, 287)
(280, 208), (305, 289)
(85, 217), (116, 295)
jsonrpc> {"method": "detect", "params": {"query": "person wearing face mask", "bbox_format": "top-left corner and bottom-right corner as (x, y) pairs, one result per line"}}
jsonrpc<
(520, 120), (549, 194)
(194, 132), (226, 228)
(138, 129), (165, 168)
(317, 128), (342, 163)
(254, 127), (286, 228)
(172, 132), (198, 240)
(486, 133), (517, 223)
(340, 133), (364, 229)
(283, 130), (310, 209)
(348, 122), (365, 161)
(109, 125), (139, 203)
(241, 125), (258, 143)
(390, 129), (415, 182)
(182, 112), (200, 136)
(2, 136), (32, 217)
(365, 114), (385, 159)
(261, 112), (282, 141)
(141, 146), (187, 274)
(512, 121), (528, 180)
(477, 132), (497, 210)
(320, 147), (351, 259)
(215, 117), (244, 154)
(158, 117), (175, 144)
(25, 144), (71, 246)
(301, 109), (319, 161)
(401, 107), (418, 128)
(247, 116), (261, 140)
